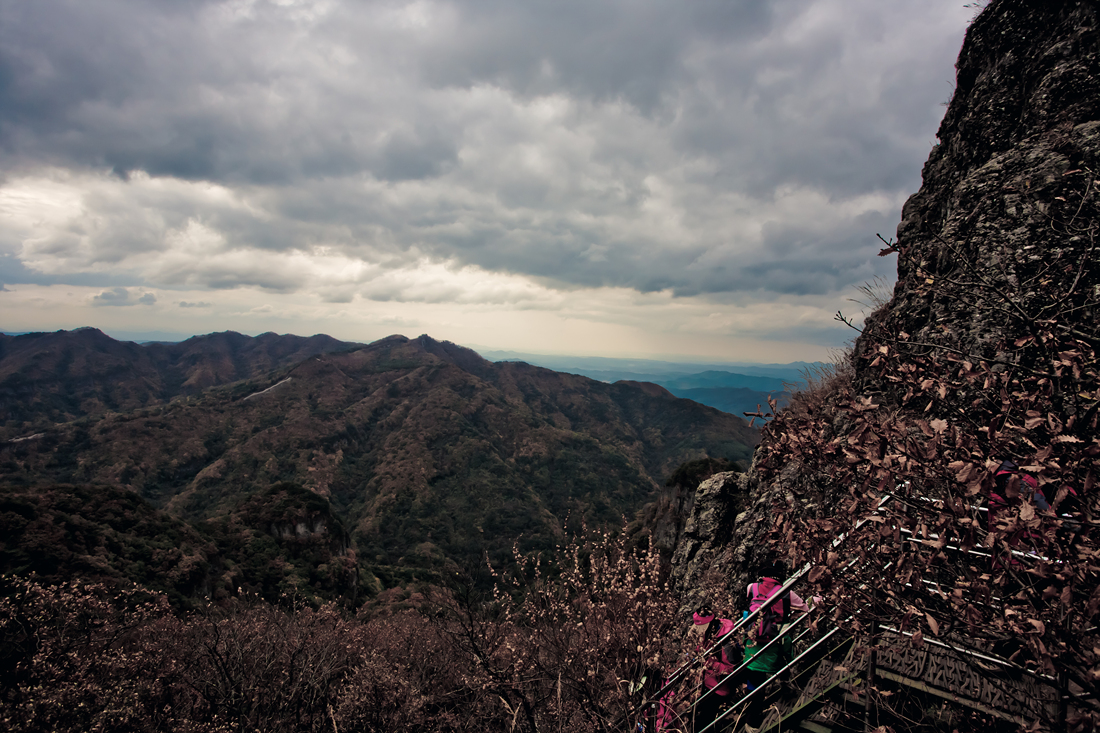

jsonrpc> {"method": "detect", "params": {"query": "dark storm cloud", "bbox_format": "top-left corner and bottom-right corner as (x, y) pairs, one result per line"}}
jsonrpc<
(374, 128), (460, 182)
(378, 185), (900, 297)
(2, 0), (377, 183)
(0, 0), (970, 304)
(412, 0), (776, 110)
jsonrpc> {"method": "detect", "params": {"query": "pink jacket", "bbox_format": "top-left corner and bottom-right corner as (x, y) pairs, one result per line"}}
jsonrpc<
(694, 615), (738, 696)
(748, 577), (810, 615)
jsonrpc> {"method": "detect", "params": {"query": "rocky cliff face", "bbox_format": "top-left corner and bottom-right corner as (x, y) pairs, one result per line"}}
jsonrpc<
(670, 0), (1100, 610)
(874, 0), (1100, 362)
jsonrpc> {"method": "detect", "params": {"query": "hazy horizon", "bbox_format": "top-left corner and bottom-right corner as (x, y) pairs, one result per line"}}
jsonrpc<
(0, 325), (826, 370)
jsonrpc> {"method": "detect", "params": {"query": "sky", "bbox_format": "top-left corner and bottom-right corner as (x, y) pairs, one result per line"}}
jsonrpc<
(0, 0), (975, 363)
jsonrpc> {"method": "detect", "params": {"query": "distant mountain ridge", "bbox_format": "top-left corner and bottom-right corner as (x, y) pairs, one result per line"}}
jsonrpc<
(476, 349), (818, 383)
(0, 330), (807, 437)
(1, 330), (757, 596)
(665, 387), (786, 420)
(485, 355), (797, 420)
(0, 328), (360, 439)
(476, 349), (808, 419)
(654, 370), (786, 392)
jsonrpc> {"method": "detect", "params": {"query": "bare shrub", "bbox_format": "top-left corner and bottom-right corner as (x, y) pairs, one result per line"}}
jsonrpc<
(163, 598), (360, 733)
(0, 575), (174, 733)
(427, 526), (681, 732)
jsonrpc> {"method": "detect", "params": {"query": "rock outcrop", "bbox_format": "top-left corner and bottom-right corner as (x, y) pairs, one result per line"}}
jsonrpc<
(670, 0), (1100, 610)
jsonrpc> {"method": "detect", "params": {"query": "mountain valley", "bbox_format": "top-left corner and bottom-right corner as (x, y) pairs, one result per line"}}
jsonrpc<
(0, 329), (757, 602)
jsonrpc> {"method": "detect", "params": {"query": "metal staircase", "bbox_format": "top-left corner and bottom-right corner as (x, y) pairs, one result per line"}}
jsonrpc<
(631, 492), (1092, 733)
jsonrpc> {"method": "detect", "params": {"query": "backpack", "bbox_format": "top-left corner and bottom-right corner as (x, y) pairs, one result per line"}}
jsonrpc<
(703, 617), (740, 665)
(990, 460), (1048, 522)
(748, 578), (790, 643)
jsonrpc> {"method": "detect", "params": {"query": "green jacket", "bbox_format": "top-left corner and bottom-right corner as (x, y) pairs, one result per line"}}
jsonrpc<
(742, 631), (791, 675)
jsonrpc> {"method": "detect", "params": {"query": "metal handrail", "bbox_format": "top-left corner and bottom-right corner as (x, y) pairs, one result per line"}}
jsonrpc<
(697, 626), (844, 733)
(636, 494), (895, 717)
(624, 495), (898, 731)
(640, 570), (809, 710)
(642, 486), (1083, 730)
(681, 613), (813, 718)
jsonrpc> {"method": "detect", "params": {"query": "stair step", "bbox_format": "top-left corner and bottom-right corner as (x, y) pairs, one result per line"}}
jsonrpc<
(798, 721), (833, 733)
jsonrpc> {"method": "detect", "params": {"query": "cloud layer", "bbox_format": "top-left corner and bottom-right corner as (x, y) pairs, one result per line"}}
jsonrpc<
(0, 0), (972, 358)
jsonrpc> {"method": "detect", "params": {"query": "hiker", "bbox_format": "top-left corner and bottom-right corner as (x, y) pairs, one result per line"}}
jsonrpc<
(739, 567), (810, 731)
(689, 605), (740, 733)
(636, 664), (677, 733)
(990, 460), (1049, 522)
(987, 460), (1050, 564)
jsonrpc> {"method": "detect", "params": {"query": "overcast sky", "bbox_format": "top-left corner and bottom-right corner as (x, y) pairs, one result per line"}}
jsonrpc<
(0, 0), (973, 362)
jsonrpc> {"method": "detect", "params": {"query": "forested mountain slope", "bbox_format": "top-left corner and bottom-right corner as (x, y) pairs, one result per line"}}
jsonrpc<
(0, 328), (359, 440)
(2, 333), (756, 590)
